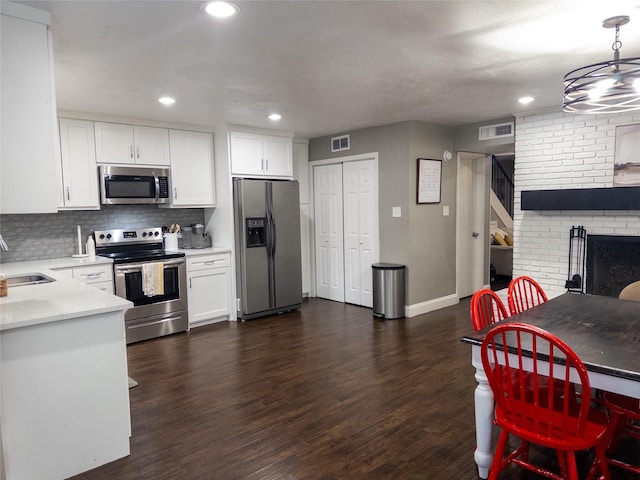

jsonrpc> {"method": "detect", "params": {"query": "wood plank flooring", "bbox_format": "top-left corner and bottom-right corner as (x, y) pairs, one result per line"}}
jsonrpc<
(71, 298), (637, 480)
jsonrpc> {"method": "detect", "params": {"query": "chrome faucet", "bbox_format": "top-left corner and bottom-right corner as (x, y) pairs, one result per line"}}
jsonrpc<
(0, 234), (9, 252)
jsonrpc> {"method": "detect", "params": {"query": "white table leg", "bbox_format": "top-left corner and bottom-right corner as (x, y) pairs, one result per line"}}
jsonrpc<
(472, 346), (494, 479)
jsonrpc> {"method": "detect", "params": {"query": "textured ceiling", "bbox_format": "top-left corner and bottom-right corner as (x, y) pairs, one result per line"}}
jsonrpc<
(15, 0), (640, 138)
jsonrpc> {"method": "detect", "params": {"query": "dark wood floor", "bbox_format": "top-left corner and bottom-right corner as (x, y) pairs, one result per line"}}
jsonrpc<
(72, 297), (637, 480)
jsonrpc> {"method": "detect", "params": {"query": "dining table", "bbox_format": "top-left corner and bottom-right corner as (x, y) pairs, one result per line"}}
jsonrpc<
(460, 292), (640, 479)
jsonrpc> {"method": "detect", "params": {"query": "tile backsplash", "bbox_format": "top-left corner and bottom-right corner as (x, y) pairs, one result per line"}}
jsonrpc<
(0, 205), (205, 263)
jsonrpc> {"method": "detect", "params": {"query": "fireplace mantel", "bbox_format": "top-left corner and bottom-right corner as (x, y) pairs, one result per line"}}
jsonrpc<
(521, 186), (640, 211)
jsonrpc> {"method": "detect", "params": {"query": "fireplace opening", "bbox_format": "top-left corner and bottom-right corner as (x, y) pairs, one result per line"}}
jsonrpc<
(586, 235), (640, 297)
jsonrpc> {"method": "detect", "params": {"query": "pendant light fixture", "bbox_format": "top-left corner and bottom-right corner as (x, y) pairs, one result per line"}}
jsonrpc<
(563, 16), (640, 114)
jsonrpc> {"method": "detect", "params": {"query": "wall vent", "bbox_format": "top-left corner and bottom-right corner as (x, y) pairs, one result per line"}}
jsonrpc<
(478, 122), (514, 141)
(331, 134), (350, 152)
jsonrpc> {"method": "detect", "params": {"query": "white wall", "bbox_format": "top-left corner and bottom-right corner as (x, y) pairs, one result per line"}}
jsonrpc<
(514, 110), (640, 298)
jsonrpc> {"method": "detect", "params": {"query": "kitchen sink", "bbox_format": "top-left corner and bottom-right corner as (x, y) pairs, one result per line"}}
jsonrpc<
(6, 273), (56, 287)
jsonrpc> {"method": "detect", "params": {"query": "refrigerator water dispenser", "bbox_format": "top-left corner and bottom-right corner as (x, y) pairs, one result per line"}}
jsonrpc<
(246, 218), (266, 247)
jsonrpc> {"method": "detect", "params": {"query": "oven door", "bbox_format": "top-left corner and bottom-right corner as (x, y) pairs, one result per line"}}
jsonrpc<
(113, 258), (187, 321)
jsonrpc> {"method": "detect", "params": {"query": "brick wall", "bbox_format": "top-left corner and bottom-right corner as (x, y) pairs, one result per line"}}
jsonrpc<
(514, 110), (640, 297)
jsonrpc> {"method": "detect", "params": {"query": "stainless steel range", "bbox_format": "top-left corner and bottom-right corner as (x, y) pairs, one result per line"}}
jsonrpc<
(95, 227), (188, 344)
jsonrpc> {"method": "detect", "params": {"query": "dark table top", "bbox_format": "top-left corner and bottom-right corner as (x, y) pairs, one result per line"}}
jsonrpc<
(461, 293), (640, 382)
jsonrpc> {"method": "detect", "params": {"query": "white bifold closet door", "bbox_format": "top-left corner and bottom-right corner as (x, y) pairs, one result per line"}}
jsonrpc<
(343, 160), (378, 307)
(314, 164), (345, 302)
(314, 159), (378, 307)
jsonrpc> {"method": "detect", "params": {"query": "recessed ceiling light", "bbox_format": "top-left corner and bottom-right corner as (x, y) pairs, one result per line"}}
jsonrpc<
(518, 96), (535, 105)
(158, 97), (176, 105)
(268, 113), (282, 121)
(202, 1), (239, 18)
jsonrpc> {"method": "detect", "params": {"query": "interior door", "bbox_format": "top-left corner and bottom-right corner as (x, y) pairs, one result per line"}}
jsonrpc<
(343, 160), (378, 307)
(456, 153), (488, 298)
(314, 164), (344, 302)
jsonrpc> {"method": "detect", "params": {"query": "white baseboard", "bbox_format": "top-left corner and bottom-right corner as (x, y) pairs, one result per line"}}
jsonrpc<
(405, 293), (459, 318)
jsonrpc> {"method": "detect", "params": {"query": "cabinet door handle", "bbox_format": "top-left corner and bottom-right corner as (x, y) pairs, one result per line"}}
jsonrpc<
(174, 187), (178, 199)
(265, 158), (269, 171)
(130, 145), (134, 159)
(261, 158), (264, 171)
(136, 145), (140, 159)
(82, 272), (104, 279)
(66, 186), (70, 201)
(189, 277), (192, 288)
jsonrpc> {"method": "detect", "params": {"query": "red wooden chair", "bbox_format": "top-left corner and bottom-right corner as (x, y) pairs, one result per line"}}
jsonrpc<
(481, 323), (610, 480)
(508, 275), (549, 315)
(470, 289), (508, 331)
(601, 391), (640, 474)
(470, 289), (571, 408)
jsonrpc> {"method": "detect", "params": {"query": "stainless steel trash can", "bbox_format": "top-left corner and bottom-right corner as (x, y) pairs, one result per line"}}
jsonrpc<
(372, 263), (406, 319)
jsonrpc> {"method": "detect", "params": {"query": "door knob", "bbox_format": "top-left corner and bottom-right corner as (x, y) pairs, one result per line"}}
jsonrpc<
(472, 232), (479, 238)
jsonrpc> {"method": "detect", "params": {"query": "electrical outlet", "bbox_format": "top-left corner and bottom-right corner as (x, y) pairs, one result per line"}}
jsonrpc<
(443, 205), (449, 216)
(392, 207), (401, 218)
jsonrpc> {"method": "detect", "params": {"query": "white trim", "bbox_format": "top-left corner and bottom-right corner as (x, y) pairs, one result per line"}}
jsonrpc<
(310, 151), (378, 167)
(226, 123), (293, 138)
(405, 294), (459, 318)
(0, 1), (51, 25)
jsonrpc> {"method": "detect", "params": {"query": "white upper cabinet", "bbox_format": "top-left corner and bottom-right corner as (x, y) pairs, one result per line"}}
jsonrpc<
(94, 122), (170, 166)
(229, 130), (292, 178)
(1, 3), (58, 214)
(262, 135), (293, 177)
(58, 119), (100, 210)
(168, 130), (216, 207)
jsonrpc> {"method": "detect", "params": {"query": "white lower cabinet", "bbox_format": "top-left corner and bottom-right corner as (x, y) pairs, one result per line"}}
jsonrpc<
(54, 263), (114, 294)
(186, 252), (231, 326)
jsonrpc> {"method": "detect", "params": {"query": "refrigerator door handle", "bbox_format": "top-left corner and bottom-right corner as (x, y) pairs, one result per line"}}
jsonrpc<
(269, 208), (276, 255)
(266, 183), (276, 258)
(266, 182), (276, 307)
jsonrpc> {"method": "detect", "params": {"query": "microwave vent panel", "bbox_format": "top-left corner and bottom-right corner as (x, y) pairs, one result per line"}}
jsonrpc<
(478, 122), (514, 141)
(331, 134), (350, 152)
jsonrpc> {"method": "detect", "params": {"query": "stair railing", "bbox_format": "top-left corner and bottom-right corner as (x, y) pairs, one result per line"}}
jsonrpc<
(491, 156), (514, 218)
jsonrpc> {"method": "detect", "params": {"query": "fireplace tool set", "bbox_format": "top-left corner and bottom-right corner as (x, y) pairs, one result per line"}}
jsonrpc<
(565, 225), (586, 294)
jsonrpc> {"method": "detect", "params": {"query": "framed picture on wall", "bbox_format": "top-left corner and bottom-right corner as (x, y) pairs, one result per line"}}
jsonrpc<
(614, 123), (640, 186)
(416, 158), (441, 204)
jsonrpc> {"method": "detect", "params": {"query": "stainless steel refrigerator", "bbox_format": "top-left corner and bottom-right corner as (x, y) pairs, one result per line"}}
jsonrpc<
(233, 178), (302, 320)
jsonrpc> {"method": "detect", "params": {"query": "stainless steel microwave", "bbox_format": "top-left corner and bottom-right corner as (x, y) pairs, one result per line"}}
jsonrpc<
(99, 165), (171, 205)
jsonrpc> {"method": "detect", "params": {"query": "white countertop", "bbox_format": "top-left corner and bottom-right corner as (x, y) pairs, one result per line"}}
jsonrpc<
(0, 257), (131, 332)
(176, 247), (232, 256)
(1, 255), (114, 273)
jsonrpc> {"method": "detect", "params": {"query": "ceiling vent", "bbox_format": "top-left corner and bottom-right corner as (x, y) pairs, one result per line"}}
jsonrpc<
(331, 134), (350, 152)
(478, 122), (514, 141)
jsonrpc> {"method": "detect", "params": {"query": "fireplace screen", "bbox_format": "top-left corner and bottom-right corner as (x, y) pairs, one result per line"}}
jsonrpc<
(586, 235), (640, 297)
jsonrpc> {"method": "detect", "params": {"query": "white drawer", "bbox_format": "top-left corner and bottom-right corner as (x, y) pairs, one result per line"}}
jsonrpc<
(86, 280), (114, 294)
(73, 264), (113, 284)
(187, 253), (230, 272)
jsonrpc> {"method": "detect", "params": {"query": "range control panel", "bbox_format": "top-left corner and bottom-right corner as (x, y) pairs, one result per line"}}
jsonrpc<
(94, 227), (163, 246)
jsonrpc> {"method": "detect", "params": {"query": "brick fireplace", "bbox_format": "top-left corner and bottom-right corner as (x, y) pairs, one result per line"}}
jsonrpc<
(512, 109), (640, 298)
